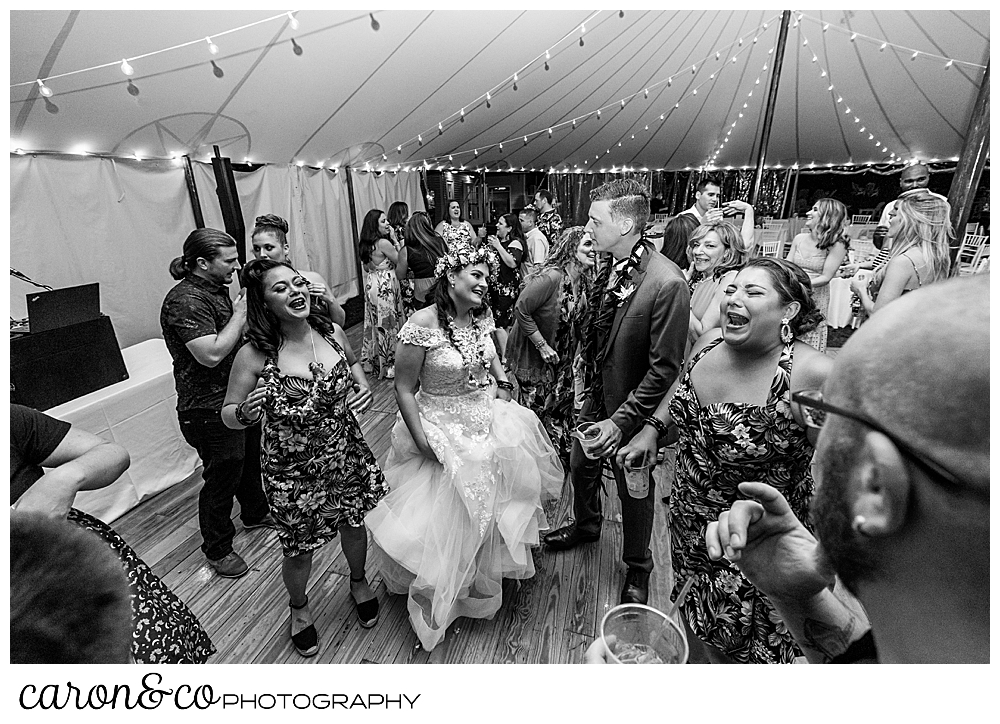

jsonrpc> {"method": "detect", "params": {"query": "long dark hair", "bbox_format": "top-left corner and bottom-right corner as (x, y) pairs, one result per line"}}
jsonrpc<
(662, 214), (698, 269)
(404, 211), (448, 258)
(387, 201), (409, 230)
(499, 212), (524, 243)
(241, 258), (333, 358)
(169, 228), (236, 280)
(741, 257), (823, 337)
(441, 199), (463, 225)
(358, 208), (385, 265)
(429, 260), (492, 357)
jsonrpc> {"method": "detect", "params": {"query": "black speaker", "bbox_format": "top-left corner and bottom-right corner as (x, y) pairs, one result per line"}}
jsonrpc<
(11, 315), (129, 410)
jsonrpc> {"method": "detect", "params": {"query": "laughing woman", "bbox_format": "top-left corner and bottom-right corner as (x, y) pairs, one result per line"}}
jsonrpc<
(223, 258), (389, 658)
(618, 258), (832, 664)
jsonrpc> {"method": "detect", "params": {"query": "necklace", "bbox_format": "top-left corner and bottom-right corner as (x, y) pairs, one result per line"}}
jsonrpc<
(307, 329), (325, 379)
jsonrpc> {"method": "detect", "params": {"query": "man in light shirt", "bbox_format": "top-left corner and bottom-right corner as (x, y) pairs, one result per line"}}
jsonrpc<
(518, 206), (549, 276)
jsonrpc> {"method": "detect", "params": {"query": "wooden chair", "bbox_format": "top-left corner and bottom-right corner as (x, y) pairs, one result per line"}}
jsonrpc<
(965, 222), (980, 237)
(960, 242), (990, 275)
(755, 228), (784, 257)
(957, 234), (989, 268)
(652, 213), (670, 224)
(851, 214), (872, 225)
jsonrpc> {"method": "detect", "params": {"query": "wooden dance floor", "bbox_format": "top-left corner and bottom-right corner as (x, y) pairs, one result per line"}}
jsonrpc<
(113, 324), (676, 664)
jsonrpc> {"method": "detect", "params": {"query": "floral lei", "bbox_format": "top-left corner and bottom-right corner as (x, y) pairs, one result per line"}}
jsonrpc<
(607, 239), (648, 307)
(433, 239), (495, 279)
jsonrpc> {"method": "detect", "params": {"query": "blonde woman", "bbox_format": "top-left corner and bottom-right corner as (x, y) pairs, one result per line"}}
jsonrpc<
(686, 221), (752, 351)
(851, 190), (953, 318)
(786, 198), (850, 351)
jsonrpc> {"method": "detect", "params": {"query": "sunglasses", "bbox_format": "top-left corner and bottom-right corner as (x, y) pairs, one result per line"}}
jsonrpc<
(792, 390), (981, 499)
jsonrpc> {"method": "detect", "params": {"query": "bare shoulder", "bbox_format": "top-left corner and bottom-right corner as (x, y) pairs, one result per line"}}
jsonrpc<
(300, 269), (324, 285)
(791, 341), (834, 389)
(408, 306), (439, 329)
(234, 341), (266, 371)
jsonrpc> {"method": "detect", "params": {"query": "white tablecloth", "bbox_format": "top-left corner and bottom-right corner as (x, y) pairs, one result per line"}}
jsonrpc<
(47, 338), (199, 523)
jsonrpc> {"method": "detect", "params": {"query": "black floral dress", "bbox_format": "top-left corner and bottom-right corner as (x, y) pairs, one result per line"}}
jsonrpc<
(486, 236), (523, 328)
(259, 332), (388, 557)
(68, 509), (216, 663)
(668, 338), (814, 664)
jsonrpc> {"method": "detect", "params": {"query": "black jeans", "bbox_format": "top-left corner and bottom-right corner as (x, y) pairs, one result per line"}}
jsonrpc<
(178, 409), (269, 561)
(569, 398), (656, 574)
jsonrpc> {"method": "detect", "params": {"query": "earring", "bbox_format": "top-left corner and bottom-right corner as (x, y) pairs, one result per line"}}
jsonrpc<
(852, 515), (869, 537)
(780, 317), (793, 344)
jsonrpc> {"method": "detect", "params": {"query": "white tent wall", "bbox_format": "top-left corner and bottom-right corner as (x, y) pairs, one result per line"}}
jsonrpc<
(10, 155), (196, 348)
(11, 156), (429, 346)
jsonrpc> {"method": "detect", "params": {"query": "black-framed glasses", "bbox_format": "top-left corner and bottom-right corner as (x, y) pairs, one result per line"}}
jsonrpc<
(792, 390), (980, 498)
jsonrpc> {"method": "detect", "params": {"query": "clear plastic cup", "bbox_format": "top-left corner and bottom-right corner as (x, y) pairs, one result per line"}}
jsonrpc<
(622, 462), (652, 499)
(600, 603), (688, 664)
(571, 422), (602, 460)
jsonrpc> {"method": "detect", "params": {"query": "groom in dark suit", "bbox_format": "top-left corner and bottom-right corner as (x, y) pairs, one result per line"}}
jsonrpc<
(543, 179), (689, 605)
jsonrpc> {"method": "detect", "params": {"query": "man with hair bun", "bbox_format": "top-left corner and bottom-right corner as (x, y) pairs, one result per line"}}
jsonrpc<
(160, 228), (272, 579)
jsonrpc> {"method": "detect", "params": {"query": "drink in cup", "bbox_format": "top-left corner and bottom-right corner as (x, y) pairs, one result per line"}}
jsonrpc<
(621, 461), (651, 499)
(571, 422), (602, 460)
(600, 603), (688, 664)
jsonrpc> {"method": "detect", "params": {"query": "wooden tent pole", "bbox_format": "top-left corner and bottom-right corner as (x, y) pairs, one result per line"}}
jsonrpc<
(750, 9), (792, 207)
(344, 167), (363, 298)
(947, 60), (990, 268)
(181, 155), (205, 229)
(211, 146), (246, 284)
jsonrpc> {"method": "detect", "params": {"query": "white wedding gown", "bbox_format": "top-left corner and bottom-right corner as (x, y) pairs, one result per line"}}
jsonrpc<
(365, 316), (563, 651)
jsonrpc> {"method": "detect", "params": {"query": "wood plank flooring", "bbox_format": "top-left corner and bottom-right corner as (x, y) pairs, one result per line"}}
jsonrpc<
(112, 324), (676, 664)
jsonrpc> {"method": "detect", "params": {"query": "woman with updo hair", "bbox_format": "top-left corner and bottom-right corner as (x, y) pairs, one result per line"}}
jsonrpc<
(251, 214), (345, 327)
(618, 257), (833, 664)
(786, 198), (850, 351)
(387, 201), (410, 248)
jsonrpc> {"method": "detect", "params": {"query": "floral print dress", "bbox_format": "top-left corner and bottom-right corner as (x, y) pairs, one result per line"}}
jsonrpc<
(361, 257), (402, 378)
(260, 332), (388, 557)
(668, 338), (814, 664)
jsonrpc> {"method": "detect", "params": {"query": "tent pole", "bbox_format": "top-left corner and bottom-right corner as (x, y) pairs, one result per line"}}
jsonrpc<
(211, 146), (246, 283)
(181, 155), (205, 229)
(344, 167), (363, 299)
(787, 166), (801, 219)
(946, 60), (990, 268)
(750, 9), (792, 207)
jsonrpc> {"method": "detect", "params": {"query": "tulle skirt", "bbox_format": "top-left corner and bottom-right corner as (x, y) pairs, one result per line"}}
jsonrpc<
(365, 390), (563, 651)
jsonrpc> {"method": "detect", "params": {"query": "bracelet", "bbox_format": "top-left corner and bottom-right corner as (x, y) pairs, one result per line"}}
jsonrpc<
(495, 380), (514, 392)
(643, 416), (670, 438)
(235, 400), (263, 427)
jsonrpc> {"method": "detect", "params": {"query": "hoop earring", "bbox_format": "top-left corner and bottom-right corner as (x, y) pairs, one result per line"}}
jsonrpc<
(852, 515), (869, 537)
(780, 317), (794, 344)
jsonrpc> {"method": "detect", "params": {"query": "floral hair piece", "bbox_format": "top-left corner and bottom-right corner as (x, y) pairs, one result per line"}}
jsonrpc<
(433, 239), (494, 279)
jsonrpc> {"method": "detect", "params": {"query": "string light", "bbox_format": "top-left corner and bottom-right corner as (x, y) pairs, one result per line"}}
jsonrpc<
(370, 13), (380, 31)
(126, 79), (140, 96)
(210, 60), (224, 78)
(36, 79), (53, 97)
(120, 59), (134, 76)
(287, 12), (299, 30)
(291, 38), (303, 56)
(206, 37), (219, 55)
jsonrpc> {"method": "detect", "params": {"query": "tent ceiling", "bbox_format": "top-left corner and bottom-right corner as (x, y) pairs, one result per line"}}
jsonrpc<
(10, 9), (990, 172)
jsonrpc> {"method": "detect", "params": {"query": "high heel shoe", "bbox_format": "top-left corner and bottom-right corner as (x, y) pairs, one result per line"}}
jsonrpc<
(289, 597), (319, 657)
(350, 575), (379, 628)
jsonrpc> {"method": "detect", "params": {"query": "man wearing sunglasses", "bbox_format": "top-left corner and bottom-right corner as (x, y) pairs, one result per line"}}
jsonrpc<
(702, 274), (989, 663)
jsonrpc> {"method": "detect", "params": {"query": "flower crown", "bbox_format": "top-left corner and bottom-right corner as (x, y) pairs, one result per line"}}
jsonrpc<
(433, 240), (494, 279)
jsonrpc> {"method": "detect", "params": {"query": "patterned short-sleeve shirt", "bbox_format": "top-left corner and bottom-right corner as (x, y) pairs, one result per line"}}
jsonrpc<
(159, 274), (239, 412)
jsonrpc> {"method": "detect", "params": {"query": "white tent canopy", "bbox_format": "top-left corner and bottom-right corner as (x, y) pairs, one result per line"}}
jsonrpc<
(11, 9), (990, 170)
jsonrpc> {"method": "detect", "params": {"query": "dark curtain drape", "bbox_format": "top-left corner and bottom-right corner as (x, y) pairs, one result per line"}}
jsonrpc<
(548, 169), (789, 223)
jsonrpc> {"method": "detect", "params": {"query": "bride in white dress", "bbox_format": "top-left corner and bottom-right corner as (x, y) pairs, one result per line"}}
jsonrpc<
(365, 240), (563, 651)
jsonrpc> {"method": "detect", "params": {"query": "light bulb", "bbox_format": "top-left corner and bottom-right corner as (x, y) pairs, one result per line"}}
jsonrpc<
(498, 142), (503, 151)
(370, 14), (380, 31)
(287, 12), (299, 30)
(291, 39), (303, 55)
(644, 88), (648, 98)
(417, 135), (423, 146)
(206, 37), (219, 55)
(36, 79), (53, 97)
(880, 43), (887, 51)
(126, 79), (140, 96)
(911, 51), (919, 60)
(945, 60), (954, 69)
(803, 38), (808, 46)
(211, 61), (224, 78)
(120, 59), (134, 76)
(460, 108), (465, 121)
(438, 122), (443, 134)
(850, 33), (858, 41)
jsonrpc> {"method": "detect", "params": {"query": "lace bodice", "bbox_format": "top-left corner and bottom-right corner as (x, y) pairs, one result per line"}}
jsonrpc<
(397, 318), (497, 396)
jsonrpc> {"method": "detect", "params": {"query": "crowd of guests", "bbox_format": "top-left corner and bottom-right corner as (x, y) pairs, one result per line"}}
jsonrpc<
(11, 164), (985, 665)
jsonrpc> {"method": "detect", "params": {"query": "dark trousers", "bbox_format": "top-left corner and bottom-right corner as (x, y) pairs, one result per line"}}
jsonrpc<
(569, 398), (656, 574)
(178, 409), (269, 561)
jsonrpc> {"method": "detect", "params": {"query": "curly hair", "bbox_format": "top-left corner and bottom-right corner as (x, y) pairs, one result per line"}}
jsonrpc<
(891, 190), (954, 283)
(358, 208), (385, 266)
(809, 198), (850, 250)
(740, 257), (823, 337)
(688, 221), (751, 279)
(241, 258), (333, 359)
(429, 258), (493, 360)
(529, 226), (589, 280)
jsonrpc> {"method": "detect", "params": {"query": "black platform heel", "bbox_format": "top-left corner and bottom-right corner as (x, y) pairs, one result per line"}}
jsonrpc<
(289, 597), (319, 657)
(350, 575), (380, 628)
